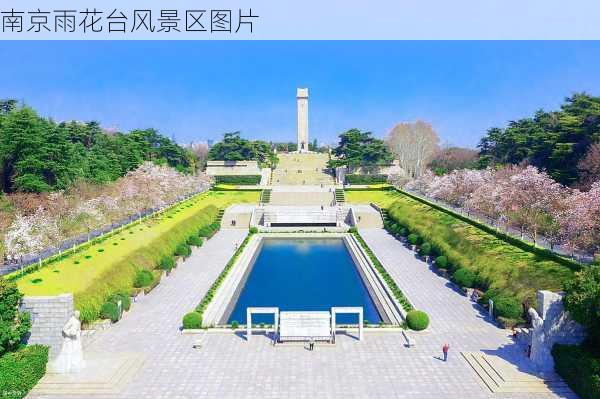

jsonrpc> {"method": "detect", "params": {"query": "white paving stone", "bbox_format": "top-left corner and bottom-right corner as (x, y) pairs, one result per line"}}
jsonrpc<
(30, 228), (575, 399)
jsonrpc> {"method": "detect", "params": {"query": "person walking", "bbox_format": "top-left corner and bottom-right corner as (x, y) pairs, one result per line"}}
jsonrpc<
(442, 343), (450, 362)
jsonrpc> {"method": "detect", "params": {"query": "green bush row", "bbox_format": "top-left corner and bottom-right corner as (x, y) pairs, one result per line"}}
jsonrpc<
(350, 230), (414, 313)
(384, 218), (522, 322)
(0, 345), (48, 399)
(552, 344), (600, 399)
(183, 230), (256, 328)
(345, 174), (388, 184)
(214, 175), (262, 185)
(398, 189), (581, 271)
(76, 204), (219, 323)
(198, 222), (221, 239)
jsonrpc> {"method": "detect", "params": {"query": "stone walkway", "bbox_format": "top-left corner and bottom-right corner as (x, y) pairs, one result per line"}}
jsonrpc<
(30, 229), (575, 399)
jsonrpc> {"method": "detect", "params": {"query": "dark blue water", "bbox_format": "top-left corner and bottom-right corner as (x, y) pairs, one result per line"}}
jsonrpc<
(227, 238), (382, 325)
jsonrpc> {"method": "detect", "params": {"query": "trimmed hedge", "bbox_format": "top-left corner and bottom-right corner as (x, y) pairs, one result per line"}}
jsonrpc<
(0, 345), (48, 399)
(493, 296), (522, 319)
(406, 310), (430, 331)
(345, 174), (388, 185)
(109, 292), (131, 312)
(419, 242), (432, 257)
(100, 301), (120, 322)
(214, 175), (261, 185)
(435, 255), (448, 268)
(133, 269), (154, 288)
(187, 235), (204, 247)
(407, 233), (421, 246)
(175, 243), (192, 258)
(182, 312), (202, 329)
(453, 268), (477, 288)
(198, 222), (220, 238)
(552, 344), (600, 399)
(158, 255), (176, 271)
(75, 204), (219, 323)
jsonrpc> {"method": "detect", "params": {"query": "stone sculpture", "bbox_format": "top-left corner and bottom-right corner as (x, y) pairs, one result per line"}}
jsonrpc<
(48, 311), (85, 373)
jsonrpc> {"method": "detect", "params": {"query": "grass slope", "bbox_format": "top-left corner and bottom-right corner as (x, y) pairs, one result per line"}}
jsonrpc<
(13, 190), (259, 322)
(346, 189), (575, 306)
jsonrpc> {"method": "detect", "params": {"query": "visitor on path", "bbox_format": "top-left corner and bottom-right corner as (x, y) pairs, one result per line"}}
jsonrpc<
(234, 242), (238, 251)
(308, 337), (315, 351)
(442, 343), (450, 361)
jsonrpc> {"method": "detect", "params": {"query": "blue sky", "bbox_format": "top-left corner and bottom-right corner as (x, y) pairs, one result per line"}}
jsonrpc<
(1, 41), (599, 147)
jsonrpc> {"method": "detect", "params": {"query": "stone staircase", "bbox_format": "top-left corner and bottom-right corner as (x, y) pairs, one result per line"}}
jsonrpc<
(270, 190), (335, 206)
(30, 352), (145, 397)
(461, 351), (572, 395)
(272, 153), (334, 185)
(216, 209), (225, 224)
(260, 189), (272, 204)
(335, 188), (345, 204)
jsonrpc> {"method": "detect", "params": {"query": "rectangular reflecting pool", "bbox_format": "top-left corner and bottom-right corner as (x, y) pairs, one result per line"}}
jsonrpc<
(225, 238), (382, 325)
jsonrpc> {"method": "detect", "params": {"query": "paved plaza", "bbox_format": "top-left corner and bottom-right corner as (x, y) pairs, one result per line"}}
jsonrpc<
(30, 229), (575, 399)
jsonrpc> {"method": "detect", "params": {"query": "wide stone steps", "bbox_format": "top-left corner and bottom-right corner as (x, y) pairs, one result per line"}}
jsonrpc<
(30, 352), (145, 397)
(461, 351), (571, 394)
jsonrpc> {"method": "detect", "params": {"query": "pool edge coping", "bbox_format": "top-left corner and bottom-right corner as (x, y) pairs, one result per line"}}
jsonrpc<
(201, 232), (408, 328)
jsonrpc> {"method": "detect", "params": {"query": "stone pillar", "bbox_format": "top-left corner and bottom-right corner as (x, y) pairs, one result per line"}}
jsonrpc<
(246, 308), (252, 341)
(297, 88), (309, 153)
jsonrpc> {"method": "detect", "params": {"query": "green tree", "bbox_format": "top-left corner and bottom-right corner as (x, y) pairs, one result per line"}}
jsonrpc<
(478, 93), (600, 185)
(329, 128), (393, 169)
(563, 265), (600, 351)
(0, 279), (31, 356)
(208, 132), (277, 168)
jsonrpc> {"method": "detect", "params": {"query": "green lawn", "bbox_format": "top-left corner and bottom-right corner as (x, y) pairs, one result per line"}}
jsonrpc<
(345, 189), (403, 208)
(12, 190), (259, 322)
(15, 190), (258, 297)
(347, 189), (576, 306)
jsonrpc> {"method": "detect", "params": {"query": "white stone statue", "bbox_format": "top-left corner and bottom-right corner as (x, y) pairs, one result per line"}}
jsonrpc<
(48, 311), (85, 373)
(528, 307), (551, 371)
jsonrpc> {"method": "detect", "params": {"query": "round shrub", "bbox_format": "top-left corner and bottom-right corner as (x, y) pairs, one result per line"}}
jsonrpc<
(100, 302), (120, 323)
(406, 310), (430, 331)
(435, 255), (448, 268)
(182, 312), (202, 329)
(108, 293), (131, 312)
(494, 296), (522, 319)
(175, 243), (192, 257)
(399, 227), (409, 237)
(133, 269), (154, 288)
(452, 268), (477, 288)
(231, 320), (239, 329)
(419, 242), (432, 257)
(249, 227), (258, 234)
(407, 233), (421, 246)
(158, 256), (176, 271)
(187, 235), (203, 247)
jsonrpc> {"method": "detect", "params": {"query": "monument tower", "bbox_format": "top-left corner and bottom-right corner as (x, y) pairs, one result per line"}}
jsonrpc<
(296, 88), (309, 153)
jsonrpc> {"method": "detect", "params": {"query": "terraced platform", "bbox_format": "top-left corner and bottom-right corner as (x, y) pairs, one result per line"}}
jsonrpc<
(272, 153), (334, 185)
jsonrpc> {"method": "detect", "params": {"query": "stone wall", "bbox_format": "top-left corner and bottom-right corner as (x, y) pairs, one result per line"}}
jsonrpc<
(20, 294), (74, 357)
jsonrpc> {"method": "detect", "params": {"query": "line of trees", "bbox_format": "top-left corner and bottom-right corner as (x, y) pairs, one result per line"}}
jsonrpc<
(207, 132), (278, 168)
(3, 162), (211, 264)
(404, 165), (599, 257)
(0, 100), (196, 193)
(478, 93), (600, 187)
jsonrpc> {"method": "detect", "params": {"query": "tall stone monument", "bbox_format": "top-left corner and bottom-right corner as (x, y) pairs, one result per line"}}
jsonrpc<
(297, 88), (309, 153)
